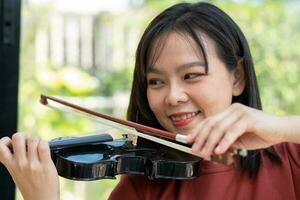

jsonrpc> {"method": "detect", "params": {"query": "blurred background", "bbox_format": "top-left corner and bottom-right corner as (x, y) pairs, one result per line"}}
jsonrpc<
(18, 0), (300, 199)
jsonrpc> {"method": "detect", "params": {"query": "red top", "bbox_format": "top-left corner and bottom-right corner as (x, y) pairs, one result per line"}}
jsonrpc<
(109, 143), (300, 200)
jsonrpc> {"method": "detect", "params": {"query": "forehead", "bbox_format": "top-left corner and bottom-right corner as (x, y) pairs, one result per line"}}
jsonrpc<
(148, 31), (216, 68)
(154, 32), (202, 58)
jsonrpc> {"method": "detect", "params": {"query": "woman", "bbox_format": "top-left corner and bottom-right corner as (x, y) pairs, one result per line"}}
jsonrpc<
(110, 2), (300, 199)
(0, 2), (299, 200)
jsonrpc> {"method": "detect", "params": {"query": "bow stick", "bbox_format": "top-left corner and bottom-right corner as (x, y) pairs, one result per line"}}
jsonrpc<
(40, 94), (200, 157)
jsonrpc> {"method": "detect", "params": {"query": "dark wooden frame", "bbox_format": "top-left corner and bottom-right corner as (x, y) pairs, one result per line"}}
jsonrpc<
(0, 0), (21, 199)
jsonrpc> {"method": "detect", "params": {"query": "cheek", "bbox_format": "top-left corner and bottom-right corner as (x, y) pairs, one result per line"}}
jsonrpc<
(191, 83), (233, 116)
(147, 90), (162, 114)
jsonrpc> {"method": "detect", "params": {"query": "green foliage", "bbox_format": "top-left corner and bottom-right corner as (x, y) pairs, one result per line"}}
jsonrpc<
(98, 67), (133, 96)
(214, 1), (300, 114)
(38, 66), (99, 96)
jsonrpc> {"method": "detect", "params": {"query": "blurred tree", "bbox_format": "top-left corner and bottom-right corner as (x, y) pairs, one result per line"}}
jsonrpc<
(215, 0), (300, 115)
(99, 67), (133, 96)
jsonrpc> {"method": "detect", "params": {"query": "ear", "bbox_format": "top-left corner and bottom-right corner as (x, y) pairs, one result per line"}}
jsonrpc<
(232, 59), (246, 96)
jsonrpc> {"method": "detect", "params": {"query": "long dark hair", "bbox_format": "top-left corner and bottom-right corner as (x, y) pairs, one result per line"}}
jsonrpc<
(127, 2), (279, 177)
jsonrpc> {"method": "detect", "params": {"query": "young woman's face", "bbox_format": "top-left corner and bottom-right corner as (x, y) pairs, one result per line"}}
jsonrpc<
(146, 32), (240, 135)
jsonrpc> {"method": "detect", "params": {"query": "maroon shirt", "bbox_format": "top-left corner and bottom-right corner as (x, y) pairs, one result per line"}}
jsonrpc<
(109, 143), (300, 200)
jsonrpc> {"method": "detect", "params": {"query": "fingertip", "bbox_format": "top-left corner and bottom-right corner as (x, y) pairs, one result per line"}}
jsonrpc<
(186, 133), (196, 142)
(214, 145), (224, 154)
(0, 137), (13, 164)
(214, 146), (221, 154)
(0, 136), (11, 143)
(0, 137), (12, 150)
(186, 135), (193, 143)
(191, 143), (199, 152)
(39, 140), (50, 150)
(11, 132), (27, 141)
(191, 145), (197, 153)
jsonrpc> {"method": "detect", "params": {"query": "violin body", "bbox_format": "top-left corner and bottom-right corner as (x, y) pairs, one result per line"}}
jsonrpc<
(50, 134), (202, 181)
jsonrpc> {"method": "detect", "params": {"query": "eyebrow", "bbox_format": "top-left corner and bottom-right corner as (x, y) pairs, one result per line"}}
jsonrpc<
(146, 61), (206, 74)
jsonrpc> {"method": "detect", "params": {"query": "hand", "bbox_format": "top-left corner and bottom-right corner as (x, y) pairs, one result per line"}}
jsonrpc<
(0, 132), (60, 200)
(186, 103), (286, 158)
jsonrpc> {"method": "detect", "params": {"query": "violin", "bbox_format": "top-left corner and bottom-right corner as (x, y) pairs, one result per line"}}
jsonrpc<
(41, 95), (202, 181)
(49, 134), (201, 181)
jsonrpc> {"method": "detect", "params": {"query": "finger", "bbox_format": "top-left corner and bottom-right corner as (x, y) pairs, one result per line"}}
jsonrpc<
(202, 112), (242, 156)
(214, 118), (247, 154)
(37, 140), (52, 165)
(186, 120), (206, 143)
(27, 136), (40, 164)
(192, 108), (238, 156)
(12, 133), (28, 162)
(186, 107), (235, 143)
(191, 120), (213, 154)
(0, 137), (13, 165)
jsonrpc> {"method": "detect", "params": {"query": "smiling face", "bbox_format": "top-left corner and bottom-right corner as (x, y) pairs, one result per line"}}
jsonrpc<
(146, 32), (244, 135)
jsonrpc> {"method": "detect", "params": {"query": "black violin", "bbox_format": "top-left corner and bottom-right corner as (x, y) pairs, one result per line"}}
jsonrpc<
(41, 94), (202, 181)
(49, 134), (202, 181)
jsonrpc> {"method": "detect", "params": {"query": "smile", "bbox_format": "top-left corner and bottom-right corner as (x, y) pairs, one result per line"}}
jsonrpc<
(169, 111), (200, 127)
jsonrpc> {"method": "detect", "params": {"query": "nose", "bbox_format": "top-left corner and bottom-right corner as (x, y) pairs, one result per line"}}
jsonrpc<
(165, 84), (188, 106)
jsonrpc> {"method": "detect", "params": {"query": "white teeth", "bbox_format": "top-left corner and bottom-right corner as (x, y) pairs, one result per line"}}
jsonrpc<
(170, 112), (198, 121)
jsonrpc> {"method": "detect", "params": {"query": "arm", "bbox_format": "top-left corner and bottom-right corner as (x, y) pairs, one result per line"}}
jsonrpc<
(186, 103), (300, 157)
(0, 132), (60, 200)
(279, 116), (300, 144)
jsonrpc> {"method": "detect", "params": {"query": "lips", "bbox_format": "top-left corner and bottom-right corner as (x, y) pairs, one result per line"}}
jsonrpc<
(169, 111), (200, 127)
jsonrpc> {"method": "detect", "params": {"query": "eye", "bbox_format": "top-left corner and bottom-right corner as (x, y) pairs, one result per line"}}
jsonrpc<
(183, 73), (204, 80)
(148, 79), (164, 86)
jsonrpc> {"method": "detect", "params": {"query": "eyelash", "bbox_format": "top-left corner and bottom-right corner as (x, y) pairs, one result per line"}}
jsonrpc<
(147, 73), (205, 86)
(183, 73), (204, 80)
(148, 79), (163, 86)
